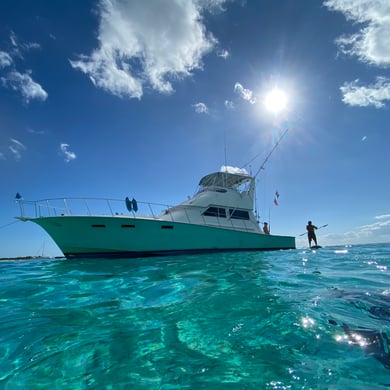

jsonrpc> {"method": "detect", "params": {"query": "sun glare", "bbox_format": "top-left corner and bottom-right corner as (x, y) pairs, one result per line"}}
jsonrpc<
(264, 88), (287, 113)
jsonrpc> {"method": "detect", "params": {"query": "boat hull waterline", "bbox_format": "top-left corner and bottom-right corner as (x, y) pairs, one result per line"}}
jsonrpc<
(22, 215), (295, 258)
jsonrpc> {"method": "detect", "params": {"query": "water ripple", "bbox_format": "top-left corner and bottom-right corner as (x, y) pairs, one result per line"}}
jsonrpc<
(0, 245), (389, 388)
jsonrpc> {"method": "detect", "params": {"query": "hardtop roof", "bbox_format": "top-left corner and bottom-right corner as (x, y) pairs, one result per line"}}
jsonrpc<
(199, 171), (252, 189)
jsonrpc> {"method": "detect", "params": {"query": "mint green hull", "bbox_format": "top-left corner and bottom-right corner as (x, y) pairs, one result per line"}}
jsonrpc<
(31, 216), (296, 258)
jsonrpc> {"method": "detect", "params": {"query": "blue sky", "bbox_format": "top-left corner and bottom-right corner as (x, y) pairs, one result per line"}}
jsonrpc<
(1, 0), (390, 257)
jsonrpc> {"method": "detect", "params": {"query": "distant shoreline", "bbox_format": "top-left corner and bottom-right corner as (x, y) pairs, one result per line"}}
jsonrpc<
(2, 242), (389, 261)
(0, 256), (65, 261)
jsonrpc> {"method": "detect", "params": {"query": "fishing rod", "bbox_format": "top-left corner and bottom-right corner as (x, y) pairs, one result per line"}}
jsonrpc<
(299, 224), (328, 236)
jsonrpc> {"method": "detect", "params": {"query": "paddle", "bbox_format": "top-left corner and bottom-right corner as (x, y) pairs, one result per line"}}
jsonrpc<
(299, 224), (328, 236)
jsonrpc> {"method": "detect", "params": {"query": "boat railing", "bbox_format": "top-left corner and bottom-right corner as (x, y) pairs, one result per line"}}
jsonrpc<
(16, 197), (175, 220)
(16, 198), (259, 233)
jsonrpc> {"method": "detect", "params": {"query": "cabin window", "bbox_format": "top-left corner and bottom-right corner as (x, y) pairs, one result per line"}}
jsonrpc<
(197, 188), (227, 194)
(229, 209), (250, 220)
(202, 207), (226, 218)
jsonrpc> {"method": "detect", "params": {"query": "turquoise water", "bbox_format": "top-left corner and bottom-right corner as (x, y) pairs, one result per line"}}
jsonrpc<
(0, 244), (389, 389)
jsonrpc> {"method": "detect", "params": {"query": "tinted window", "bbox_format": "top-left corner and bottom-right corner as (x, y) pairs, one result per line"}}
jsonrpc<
(229, 209), (249, 220)
(203, 207), (226, 218)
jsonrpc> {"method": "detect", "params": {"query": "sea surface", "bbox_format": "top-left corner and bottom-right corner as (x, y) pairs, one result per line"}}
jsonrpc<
(0, 244), (389, 389)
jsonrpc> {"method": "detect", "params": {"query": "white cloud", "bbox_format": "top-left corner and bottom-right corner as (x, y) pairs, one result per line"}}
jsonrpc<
(70, 0), (224, 99)
(10, 138), (25, 148)
(375, 214), (390, 220)
(10, 31), (17, 48)
(0, 51), (13, 68)
(9, 31), (40, 58)
(324, 0), (390, 108)
(359, 218), (390, 233)
(339, 215), (390, 245)
(193, 102), (209, 113)
(0, 33), (47, 103)
(324, 0), (390, 67)
(224, 100), (234, 109)
(340, 76), (390, 107)
(1, 70), (48, 103)
(196, 0), (228, 11)
(27, 127), (47, 135)
(220, 165), (248, 175)
(0, 152), (5, 160)
(60, 143), (77, 163)
(234, 82), (256, 104)
(9, 138), (26, 160)
(217, 49), (230, 59)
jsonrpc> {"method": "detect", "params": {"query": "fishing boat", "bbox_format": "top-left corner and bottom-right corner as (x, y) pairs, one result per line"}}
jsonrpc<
(16, 167), (295, 258)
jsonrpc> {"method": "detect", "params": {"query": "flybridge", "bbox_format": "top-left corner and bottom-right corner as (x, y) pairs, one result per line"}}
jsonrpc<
(199, 171), (252, 189)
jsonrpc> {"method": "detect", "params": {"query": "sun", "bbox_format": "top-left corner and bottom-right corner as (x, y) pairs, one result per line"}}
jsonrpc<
(264, 88), (287, 113)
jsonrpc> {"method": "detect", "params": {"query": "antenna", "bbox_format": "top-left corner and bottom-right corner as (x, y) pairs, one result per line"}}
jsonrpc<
(268, 208), (271, 233)
(223, 127), (228, 170)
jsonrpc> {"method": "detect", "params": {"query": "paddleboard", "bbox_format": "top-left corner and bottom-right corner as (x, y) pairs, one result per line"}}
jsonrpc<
(309, 245), (322, 250)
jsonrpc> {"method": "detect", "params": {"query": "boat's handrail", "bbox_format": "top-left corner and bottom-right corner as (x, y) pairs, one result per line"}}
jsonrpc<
(16, 197), (261, 233)
(16, 197), (174, 220)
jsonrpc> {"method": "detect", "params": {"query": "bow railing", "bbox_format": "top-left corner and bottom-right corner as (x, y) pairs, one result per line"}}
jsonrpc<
(16, 197), (173, 220)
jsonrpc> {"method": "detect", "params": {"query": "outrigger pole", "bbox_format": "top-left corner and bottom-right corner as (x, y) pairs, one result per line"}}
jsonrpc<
(254, 128), (289, 178)
(247, 127), (289, 228)
(251, 127), (289, 231)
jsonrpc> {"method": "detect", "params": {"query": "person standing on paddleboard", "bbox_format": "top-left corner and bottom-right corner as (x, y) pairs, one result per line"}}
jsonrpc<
(306, 221), (318, 248)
